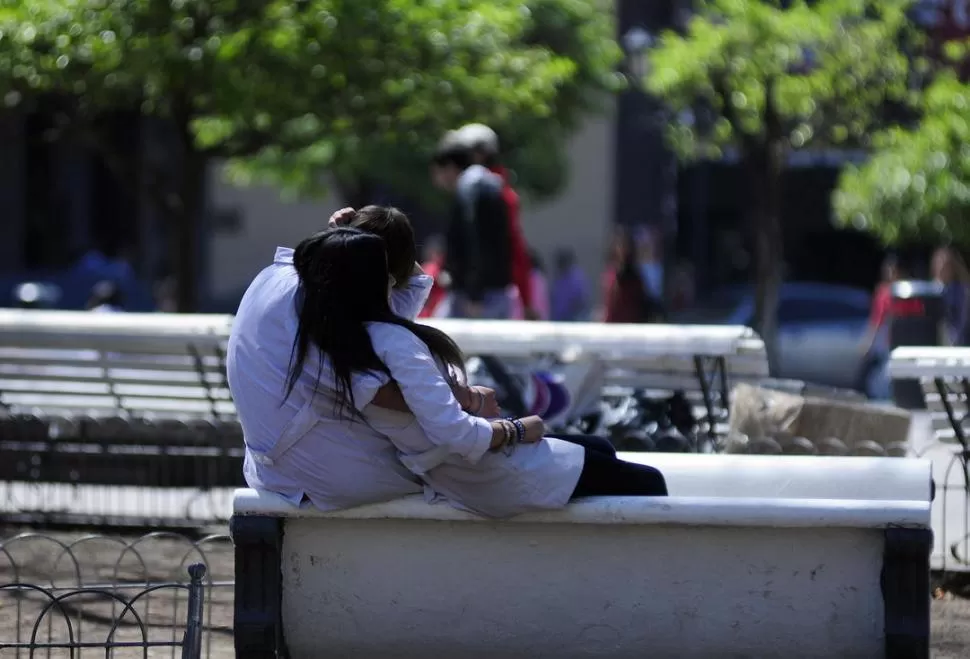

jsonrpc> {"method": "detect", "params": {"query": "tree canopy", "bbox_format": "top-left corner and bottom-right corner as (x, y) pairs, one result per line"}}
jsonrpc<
(643, 0), (916, 369)
(834, 71), (970, 247)
(225, 0), (622, 204)
(645, 0), (913, 160)
(1, 0), (604, 162)
(0, 0), (621, 308)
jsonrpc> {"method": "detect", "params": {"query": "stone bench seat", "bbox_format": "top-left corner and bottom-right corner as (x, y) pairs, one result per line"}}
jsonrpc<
(230, 454), (932, 659)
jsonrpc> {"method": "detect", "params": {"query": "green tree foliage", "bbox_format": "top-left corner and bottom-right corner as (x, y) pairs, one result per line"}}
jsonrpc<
(644, 0), (913, 369)
(0, 0), (620, 309)
(834, 70), (970, 247)
(229, 0), (622, 206)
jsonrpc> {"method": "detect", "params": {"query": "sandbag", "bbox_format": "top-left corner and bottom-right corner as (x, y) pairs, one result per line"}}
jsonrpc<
(726, 383), (911, 456)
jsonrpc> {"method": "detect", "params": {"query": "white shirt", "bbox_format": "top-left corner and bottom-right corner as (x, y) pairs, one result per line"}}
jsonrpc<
(226, 247), (433, 511)
(362, 323), (586, 518)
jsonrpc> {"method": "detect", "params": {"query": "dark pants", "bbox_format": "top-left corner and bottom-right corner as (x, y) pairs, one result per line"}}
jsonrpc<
(549, 434), (669, 498)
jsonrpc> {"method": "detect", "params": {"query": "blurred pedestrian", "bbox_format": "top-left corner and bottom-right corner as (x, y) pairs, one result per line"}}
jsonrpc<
(456, 123), (537, 319)
(635, 227), (664, 302)
(859, 255), (902, 399)
(75, 244), (136, 287)
(932, 246), (970, 346)
(603, 230), (662, 324)
(86, 280), (125, 312)
(153, 275), (177, 312)
(861, 254), (900, 356)
(550, 247), (590, 322)
(526, 248), (550, 320)
(430, 132), (512, 319)
(669, 262), (696, 313)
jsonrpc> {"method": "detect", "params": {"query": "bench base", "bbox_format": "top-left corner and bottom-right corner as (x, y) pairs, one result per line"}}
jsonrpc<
(232, 497), (931, 659)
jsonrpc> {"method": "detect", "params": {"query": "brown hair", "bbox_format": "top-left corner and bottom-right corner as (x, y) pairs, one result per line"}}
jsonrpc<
(349, 205), (416, 288)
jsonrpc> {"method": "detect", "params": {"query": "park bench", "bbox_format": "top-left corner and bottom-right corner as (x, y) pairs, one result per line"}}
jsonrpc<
(888, 346), (970, 447)
(426, 319), (769, 445)
(0, 311), (767, 525)
(0, 309), (242, 526)
(231, 453), (932, 659)
(887, 346), (970, 571)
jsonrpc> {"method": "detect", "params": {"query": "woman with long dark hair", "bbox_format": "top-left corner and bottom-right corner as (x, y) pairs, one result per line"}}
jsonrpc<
(227, 206), (443, 511)
(283, 225), (667, 518)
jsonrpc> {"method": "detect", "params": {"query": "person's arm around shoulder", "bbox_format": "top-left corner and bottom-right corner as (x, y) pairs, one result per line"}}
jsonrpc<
(368, 323), (542, 459)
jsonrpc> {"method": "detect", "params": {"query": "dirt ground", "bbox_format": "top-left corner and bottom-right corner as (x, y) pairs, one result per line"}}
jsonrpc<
(932, 576), (970, 659)
(0, 529), (235, 658)
(0, 528), (967, 658)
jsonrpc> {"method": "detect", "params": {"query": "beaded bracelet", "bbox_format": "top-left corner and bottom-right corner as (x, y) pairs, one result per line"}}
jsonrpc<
(500, 419), (517, 456)
(510, 418), (526, 444)
(491, 419), (511, 452)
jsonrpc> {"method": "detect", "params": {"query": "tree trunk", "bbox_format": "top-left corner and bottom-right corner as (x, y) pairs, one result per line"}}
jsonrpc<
(172, 121), (207, 313)
(743, 141), (784, 375)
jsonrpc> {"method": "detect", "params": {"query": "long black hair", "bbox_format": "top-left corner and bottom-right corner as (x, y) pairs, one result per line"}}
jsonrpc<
(285, 227), (465, 417)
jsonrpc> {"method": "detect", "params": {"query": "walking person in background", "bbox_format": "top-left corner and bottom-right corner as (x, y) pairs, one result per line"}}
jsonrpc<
(859, 255), (902, 399)
(153, 275), (177, 312)
(635, 227), (664, 302)
(602, 230), (663, 324)
(550, 247), (590, 322)
(456, 123), (538, 319)
(861, 255), (900, 355)
(668, 262), (696, 313)
(430, 132), (513, 319)
(525, 248), (551, 320)
(932, 246), (970, 346)
(85, 280), (125, 312)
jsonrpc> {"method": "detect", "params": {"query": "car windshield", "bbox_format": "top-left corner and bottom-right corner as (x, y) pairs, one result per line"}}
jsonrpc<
(672, 288), (747, 324)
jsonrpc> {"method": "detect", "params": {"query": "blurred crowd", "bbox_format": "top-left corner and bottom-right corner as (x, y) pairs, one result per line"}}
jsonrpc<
(866, 246), (970, 352)
(417, 122), (692, 324)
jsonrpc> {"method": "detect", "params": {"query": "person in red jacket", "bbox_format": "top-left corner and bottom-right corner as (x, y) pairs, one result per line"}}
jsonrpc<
(456, 123), (537, 319)
(417, 235), (452, 318)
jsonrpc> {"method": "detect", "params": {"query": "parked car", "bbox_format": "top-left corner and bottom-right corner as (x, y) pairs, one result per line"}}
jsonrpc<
(671, 282), (876, 392)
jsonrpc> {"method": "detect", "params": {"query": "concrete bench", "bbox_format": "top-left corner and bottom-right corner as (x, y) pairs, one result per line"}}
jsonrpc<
(887, 346), (970, 571)
(426, 320), (769, 444)
(230, 454), (932, 659)
(0, 309), (236, 419)
(0, 309), (242, 526)
(888, 346), (970, 446)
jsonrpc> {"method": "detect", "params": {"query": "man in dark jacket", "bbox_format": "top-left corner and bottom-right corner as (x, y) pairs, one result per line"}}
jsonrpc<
(455, 123), (536, 319)
(430, 132), (513, 318)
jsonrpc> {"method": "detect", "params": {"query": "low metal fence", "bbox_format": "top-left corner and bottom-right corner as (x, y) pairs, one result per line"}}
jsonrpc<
(0, 531), (234, 658)
(915, 444), (970, 572)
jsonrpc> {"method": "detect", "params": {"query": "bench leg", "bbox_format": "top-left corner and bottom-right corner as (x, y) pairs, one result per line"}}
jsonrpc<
(232, 515), (287, 658)
(882, 527), (932, 659)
